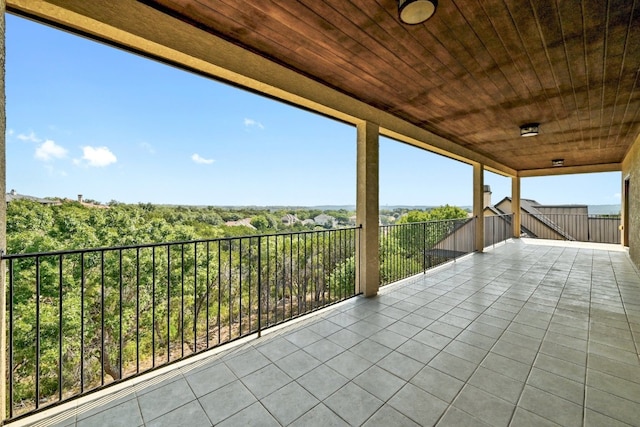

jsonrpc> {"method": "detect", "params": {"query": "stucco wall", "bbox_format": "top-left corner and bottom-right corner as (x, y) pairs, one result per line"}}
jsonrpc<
(623, 135), (640, 267)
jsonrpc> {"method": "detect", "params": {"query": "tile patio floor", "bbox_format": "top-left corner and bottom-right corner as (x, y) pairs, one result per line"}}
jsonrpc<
(15, 239), (640, 426)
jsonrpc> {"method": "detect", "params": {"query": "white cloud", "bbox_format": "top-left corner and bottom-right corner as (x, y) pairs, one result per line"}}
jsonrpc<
(35, 139), (68, 161)
(244, 118), (264, 130)
(18, 131), (41, 143)
(191, 153), (214, 164)
(78, 146), (117, 167)
(7, 129), (14, 137)
(613, 192), (621, 200)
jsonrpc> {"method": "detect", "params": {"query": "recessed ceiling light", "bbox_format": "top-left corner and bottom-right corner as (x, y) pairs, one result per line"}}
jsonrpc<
(552, 159), (564, 167)
(398, 0), (438, 25)
(520, 123), (539, 137)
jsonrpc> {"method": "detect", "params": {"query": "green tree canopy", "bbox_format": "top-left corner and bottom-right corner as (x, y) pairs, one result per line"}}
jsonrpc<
(250, 215), (270, 230)
(397, 205), (468, 224)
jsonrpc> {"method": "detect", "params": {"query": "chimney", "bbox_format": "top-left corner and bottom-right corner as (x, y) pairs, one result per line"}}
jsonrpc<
(78, 194), (83, 203)
(483, 185), (492, 208)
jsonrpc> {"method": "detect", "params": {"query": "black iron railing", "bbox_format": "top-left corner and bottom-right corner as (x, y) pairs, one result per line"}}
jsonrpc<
(3, 227), (359, 420)
(485, 214), (514, 247)
(380, 217), (476, 286)
(521, 213), (620, 244)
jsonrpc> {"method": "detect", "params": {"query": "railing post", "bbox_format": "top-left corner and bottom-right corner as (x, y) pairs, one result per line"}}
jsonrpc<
(422, 222), (427, 273)
(493, 217), (496, 247)
(36, 257), (41, 408)
(58, 256), (64, 402)
(357, 226), (362, 292)
(257, 237), (262, 337)
(453, 219), (457, 261)
(6, 255), (12, 419)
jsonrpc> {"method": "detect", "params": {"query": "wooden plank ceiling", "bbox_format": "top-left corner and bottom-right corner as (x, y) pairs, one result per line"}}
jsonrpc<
(140, 0), (639, 172)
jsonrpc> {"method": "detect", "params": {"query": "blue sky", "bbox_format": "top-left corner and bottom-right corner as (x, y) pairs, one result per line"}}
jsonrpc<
(7, 15), (621, 207)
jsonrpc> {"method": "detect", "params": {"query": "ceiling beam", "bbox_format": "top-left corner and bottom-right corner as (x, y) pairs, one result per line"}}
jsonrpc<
(518, 163), (621, 178)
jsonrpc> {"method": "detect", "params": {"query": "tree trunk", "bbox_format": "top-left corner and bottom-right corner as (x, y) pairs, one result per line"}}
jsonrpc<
(101, 329), (121, 380)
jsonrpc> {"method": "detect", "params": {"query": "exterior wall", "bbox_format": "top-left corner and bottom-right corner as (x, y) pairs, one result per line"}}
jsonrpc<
(622, 135), (640, 267)
(496, 198), (513, 214)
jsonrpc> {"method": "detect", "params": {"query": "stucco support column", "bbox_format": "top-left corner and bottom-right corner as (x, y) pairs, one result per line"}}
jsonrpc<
(473, 163), (484, 252)
(622, 175), (629, 247)
(512, 176), (521, 238)
(1, 0), (7, 420)
(355, 121), (379, 297)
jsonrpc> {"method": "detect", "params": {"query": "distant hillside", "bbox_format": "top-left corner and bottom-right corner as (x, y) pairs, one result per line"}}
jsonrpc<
(141, 203), (624, 215)
(380, 204), (620, 215)
(21, 197), (621, 215)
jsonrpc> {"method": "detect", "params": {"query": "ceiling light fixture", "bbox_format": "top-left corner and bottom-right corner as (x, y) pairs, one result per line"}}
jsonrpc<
(399, 0), (438, 25)
(552, 159), (564, 167)
(520, 123), (540, 137)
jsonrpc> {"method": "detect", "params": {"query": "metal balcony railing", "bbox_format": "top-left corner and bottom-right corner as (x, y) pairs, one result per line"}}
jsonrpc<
(3, 227), (360, 420)
(379, 217), (479, 286)
(485, 214), (514, 247)
(520, 213), (621, 244)
(3, 213), (526, 421)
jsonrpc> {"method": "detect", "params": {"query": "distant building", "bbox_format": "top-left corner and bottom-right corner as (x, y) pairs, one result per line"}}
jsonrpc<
(225, 218), (256, 229)
(281, 214), (298, 226)
(6, 189), (59, 206)
(314, 213), (336, 228)
(489, 195), (583, 241)
(379, 215), (396, 225)
(433, 186), (619, 254)
(60, 194), (109, 209)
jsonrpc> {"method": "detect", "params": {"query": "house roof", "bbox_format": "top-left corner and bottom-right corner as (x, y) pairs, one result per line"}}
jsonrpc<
(483, 208), (537, 238)
(484, 206), (504, 216)
(281, 214), (298, 222)
(11, 1), (639, 176)
(6, 190), (58, 205)
(225, 218), (256, 229)
(495, 196), (542, 215)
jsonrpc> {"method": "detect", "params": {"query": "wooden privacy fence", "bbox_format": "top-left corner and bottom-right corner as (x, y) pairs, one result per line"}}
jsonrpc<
(521, 214), (620, 244)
